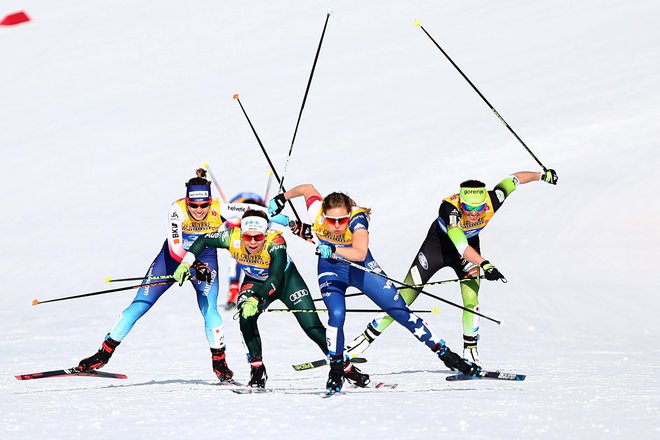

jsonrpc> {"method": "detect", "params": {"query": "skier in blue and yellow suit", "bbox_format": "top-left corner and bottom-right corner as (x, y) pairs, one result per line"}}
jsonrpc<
(269, 184), (480, 394)
(76, 168), (235, 382)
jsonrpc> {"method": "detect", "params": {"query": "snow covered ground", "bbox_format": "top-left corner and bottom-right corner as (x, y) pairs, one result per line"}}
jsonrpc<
(1, 1), (659, 438)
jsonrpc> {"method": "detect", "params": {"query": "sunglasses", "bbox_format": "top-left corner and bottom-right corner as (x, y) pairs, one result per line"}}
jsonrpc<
(189, 202), (211, 209)
(324, 214), (350, 226)
(461, 203), (486, 213)
(242, 233), (265, 242)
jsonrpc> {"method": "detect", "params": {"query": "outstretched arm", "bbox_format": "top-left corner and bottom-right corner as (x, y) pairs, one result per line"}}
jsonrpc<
(269, 183), (322, 216)
(282, 184), (322, 205)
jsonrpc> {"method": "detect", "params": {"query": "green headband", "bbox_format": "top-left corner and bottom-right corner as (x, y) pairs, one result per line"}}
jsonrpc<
(459, 187), (487, 206)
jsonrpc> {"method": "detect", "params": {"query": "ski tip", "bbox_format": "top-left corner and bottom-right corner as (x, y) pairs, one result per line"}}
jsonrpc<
(431, 306), (440, 314)
(414, 18), (422, 27)
(202, 162), (209, 168)
(232, 93), (239, 100)
(105, 276), (112, 283)
(32, 299), (39, 306)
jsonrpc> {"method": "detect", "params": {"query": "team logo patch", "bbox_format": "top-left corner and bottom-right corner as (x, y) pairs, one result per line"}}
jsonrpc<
(417, 252), (429, 270)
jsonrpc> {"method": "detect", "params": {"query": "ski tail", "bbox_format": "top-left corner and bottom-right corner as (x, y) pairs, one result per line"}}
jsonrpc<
(446, 369), (526, 382)
(16, 368), (128, 380)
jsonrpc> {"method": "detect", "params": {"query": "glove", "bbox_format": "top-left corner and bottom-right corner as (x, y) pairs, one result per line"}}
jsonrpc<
(192, 260), (212, 283)
(269, 213), (290, 226)
(268, 194), (287, 215)
(238, 296), (260, 319)
(289, 220), (314, 241)
(173, 264), (191, 286)
(480, 260), (507, 282)
(316, 244), (336, 259)
(540, 168), (558, 185)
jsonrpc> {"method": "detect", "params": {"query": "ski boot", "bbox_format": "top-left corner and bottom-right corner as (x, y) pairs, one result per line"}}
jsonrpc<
(345, 322), (381, 357)
(436, 341), (480, 377)
(344, 360), (370, 388)
(225, 281), (240, 309)
(77, 335), (120, 371)
(326, 355), (345, 394)
(462, 334), (481, 367)
(247, 356), (268, 388)
(211, 347), (234, 382)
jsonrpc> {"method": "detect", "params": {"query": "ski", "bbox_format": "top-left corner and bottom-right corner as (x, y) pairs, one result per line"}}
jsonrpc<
(216, 379), (245, 387)
(292, 356), (367, 371)
(446, 370), (526, 382)
(374, 382), (398, 389)
(15, 367), (128, 381)
(231, 387), (273, 395)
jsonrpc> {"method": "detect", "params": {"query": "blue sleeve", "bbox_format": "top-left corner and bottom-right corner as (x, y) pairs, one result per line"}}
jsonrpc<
(349, 212), (369, 233)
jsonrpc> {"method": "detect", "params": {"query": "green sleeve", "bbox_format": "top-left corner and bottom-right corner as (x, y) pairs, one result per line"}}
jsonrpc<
(447, 226), (469, 256)
(188, 230), (231, 259)
(252, 241), (288, 301)
(494, 176), (518, 199)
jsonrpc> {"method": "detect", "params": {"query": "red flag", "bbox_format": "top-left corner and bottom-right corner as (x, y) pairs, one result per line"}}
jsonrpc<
(1, 11), (31, 26)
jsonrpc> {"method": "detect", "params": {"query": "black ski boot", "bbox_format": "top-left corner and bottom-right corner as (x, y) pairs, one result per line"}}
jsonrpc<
(344, 360), (370, 388)
(77, 335), (120, 371)
(326, 355), (345, 394)
(436, 342), (480, 377)
(211, 347), (234, 382)
(247, 356), (268, 388)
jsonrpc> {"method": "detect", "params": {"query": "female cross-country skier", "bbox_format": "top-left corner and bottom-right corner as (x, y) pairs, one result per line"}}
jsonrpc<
(345, 169), (558, 366)
(173, 209), (369, 388)
(269, 184), (480, 394)
(76, 169), (234, 382)
(222, 192), (266, 309)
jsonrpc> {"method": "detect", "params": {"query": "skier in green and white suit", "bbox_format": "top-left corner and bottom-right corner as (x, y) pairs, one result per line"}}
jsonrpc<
(345, 169), (558, 366)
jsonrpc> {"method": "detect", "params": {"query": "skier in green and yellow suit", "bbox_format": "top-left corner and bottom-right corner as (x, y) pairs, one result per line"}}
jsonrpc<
(345, 169), (558, 366)
(174, 209), (327, 388)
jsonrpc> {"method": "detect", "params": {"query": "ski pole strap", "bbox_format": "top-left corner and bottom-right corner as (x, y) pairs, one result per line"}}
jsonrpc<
(329, 254), (502, 326)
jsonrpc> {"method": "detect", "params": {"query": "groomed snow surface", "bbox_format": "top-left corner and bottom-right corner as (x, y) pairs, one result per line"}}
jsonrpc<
(1, 1), (658, 438)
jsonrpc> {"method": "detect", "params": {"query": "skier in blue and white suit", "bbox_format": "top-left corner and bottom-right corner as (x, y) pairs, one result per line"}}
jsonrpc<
(269, 183), (481, 394)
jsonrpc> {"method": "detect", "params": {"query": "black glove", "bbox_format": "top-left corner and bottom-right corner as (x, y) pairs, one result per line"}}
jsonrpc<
(192, 260), (213, 283)
(289, 220), (314, 241)
(480, 260), (507, 282)
(541, 168), (558, 185)
(268, 194), (287, 216)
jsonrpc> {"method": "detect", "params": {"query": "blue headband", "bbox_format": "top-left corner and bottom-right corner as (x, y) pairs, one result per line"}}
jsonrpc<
(186, 184), (211, 202)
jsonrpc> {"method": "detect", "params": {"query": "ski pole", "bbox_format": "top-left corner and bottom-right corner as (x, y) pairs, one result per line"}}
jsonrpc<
(411, 276), (485, 288)
(328, 253), (502, 325)
(263, 170), (275, 203)
(266, 307), (439, 314)
(279, 10), (332, 192)
(32, 279), (177, 306)
(313, 292), (363, 302)
(232, 94), (303, 223)
(202, 162), (228, 202)
(105, 275), (173, 283)
(415, 20), (548, 171)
